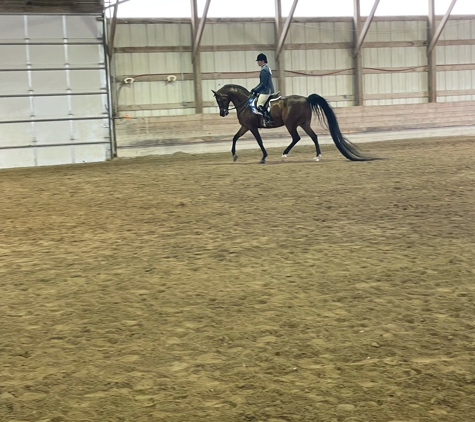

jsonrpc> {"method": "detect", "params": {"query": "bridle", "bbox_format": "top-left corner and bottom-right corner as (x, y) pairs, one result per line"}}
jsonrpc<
(214, 92), (251, 114)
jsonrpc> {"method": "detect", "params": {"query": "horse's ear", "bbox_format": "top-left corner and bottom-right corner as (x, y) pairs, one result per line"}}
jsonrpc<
(211, 90), (216, 96)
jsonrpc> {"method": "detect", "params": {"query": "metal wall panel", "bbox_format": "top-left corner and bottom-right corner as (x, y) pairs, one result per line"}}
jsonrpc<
(284, 21), (354, 106)
(364, 18), (475, 105)
(437, 19), (475, 102)
(0, 14), (111, 169)
(114, 20), (358, 114)
(363, 20), (428, 105)
(116, 22), (191, 47)
(113, 17), (475, 115)
(365, 20), (427, 42)
(115, 22), (193, 117)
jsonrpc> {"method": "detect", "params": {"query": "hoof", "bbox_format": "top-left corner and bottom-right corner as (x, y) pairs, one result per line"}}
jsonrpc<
(281, 154), (288, 159)
(259, 159), (266, 164)
(233, 155), (238, 162)
(313, 154), (322, 162)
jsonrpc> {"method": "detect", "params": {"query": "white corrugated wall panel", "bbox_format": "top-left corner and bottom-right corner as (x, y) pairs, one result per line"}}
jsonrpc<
(290, 49), (306, 70)
(334, 22), (353, 43)
(439, 20), (460, 41)
(116, 22), (191, 48)
(319, 22), (335, 43)
(115, 21), (194, 116)
(112, 17), (475, 120)
(321, 49), (337, 70)
(285, 21), (354, 101)
(201, 23), (214, 46)
(259, 22), (276, 45)
(227, 23), (246, 44)
(335, 49), (352, 70)
(306, 76), (322, 97)
(305, 49), (321, 69)
(370, 22), (392, 42)
(320, 75), (337, 98)
(437, 19), (475, 102)
(212, 24), (231, 45)
(303, 23), (321, 43)
(362, 20), (428, 105)
(390, 20), (427, 41)
(288, 22), (306, 44)
(242, 22), (261, 45)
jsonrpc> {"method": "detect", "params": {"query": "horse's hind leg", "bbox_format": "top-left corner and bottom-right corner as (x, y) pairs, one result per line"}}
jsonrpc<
(281, 125), (301, 158)
(301, 123), (322, 161)
(231, 126), (249, 162)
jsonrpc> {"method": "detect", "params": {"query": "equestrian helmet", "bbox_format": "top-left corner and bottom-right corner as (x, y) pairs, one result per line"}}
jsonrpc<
(256, 53), (267, 62)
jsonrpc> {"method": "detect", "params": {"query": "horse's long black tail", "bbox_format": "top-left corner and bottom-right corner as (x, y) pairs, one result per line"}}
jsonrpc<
(307, 93), (377, 161)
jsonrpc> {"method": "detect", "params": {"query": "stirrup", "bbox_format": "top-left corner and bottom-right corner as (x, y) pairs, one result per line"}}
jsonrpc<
(264, 115), (273, 125)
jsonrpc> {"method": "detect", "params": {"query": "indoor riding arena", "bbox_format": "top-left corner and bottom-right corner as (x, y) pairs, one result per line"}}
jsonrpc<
(1, 1), (475, 422)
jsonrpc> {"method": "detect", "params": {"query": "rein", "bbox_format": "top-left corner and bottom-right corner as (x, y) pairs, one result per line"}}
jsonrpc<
(227, 96), (251, 112)
(215, 86), (255, 114)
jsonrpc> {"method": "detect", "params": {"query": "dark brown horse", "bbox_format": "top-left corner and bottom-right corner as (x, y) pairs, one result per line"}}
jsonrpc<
(212, 84), (376, 164)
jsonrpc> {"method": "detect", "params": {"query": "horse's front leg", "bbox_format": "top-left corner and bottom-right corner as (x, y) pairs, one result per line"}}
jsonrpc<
(250, 128), (268, 164)
(231, 126), (249, 162)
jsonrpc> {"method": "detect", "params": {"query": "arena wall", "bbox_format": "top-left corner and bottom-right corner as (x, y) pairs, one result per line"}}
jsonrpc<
(112, 15), (475, 157)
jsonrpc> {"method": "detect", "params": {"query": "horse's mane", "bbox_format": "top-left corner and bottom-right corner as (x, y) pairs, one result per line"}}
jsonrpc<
(217, 84), (250, 95)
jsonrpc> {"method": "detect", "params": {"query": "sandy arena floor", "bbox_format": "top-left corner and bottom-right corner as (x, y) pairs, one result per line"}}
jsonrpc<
(1, 137), (475, 422)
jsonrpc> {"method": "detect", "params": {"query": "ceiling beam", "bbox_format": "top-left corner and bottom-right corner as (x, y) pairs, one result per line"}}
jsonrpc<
(275, 0), (299, 60)
(191, 0), (212, 63)
(354, 0), (380, 56)
(427, 0), (458, 54)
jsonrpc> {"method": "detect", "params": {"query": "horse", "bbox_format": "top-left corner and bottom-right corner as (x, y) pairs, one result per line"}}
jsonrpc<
(212, 84), (377, 164)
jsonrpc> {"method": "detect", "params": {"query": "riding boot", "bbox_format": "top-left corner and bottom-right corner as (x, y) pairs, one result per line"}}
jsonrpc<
(258, 106), (273, 125)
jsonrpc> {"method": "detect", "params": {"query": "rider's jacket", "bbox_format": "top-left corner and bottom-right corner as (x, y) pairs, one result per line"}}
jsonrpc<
(253, 63), (274, 95)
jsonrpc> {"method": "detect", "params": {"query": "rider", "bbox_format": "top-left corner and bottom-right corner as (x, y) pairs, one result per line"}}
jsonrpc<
(251, 53), (274, 125)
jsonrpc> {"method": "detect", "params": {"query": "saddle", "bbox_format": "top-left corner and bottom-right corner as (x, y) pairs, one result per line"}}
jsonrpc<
(248, 92), (281, 115)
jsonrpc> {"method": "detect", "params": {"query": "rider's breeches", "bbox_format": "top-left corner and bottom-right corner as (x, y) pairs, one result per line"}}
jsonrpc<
(257, 94), (271, 107)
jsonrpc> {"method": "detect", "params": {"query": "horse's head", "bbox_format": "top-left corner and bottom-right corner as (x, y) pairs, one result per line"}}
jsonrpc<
(212, 90), (230, 117)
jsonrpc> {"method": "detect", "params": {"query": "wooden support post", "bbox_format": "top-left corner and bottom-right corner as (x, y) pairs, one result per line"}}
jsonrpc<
(428, 0), (437, 103)
(275, 0), (285, 95)
(353, 0), (364, 106)
(192, 0), (211, 62)
(275, 0), (299, 60)
(190, 0), (203, 113)
(354, 0), (380, 56)
(108, 0), (119, 61)
(427, 0), (457, 102)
